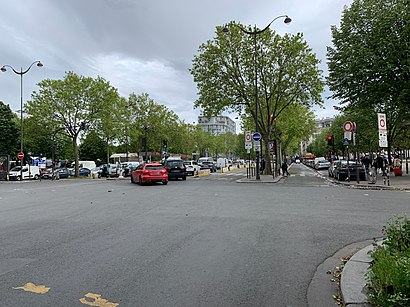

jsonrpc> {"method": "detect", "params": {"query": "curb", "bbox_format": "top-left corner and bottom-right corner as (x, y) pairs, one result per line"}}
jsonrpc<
(341, 240), (382, 306)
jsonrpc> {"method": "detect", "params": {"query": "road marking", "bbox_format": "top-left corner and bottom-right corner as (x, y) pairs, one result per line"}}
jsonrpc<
(13, 282), (50, 294)
(79, 293), (119, 307)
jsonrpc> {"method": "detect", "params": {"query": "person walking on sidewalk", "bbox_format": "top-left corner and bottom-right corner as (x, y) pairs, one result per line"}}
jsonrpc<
(281, 161), (290, 176)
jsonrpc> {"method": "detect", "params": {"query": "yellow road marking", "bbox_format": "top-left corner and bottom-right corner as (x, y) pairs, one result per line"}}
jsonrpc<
(13, 282), (50, 294)
(79, 293), (119, 307)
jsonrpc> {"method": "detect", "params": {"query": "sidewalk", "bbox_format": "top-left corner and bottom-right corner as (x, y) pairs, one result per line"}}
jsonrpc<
(330, 171), (410, 191)
(236, 174), (283, 184)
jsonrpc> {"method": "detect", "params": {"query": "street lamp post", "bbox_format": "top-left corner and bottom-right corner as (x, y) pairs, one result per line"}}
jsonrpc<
(1, 61), (43, 180)
(223, 16), (291, 180)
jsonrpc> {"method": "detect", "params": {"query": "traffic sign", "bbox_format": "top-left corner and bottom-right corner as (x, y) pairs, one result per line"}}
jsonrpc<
(17, 151), (24, 159)
(343, 121), (353, 132)
(254, 140), (261, 152)
(245, 131), (252, 142)
(379, 130), (388, 147)
(245, 142), (252, 150)
(377, 113), (387, 130)
(252, 132), (261, 141)
(343, 138), (349, 146)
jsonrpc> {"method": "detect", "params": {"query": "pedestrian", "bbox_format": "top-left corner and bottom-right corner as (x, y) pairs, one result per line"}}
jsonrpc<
(361, 155), (371, 174)
(260, 158), (265, 173)
(281, 161), (290, 176)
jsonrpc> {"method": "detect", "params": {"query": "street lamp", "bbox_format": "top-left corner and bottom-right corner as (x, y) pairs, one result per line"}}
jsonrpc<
(223, 15), (291, 180)
(1, 61), (43, 180)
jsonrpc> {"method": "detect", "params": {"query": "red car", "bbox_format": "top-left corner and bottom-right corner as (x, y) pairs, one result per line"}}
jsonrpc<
(131, 163), (168, 185)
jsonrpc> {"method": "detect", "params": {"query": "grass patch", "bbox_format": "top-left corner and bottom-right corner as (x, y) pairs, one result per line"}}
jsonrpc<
(366, 215), (410, 306)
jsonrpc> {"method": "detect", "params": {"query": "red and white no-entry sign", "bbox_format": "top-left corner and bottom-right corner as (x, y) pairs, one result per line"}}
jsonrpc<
(17, 151), (24, 159)
(343, 121), (353, 132)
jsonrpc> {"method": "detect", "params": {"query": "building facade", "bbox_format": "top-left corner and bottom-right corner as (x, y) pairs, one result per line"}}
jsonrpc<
(197, 115), (236, 136)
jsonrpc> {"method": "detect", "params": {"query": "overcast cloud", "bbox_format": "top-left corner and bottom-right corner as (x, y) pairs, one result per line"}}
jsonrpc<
(1, 0), (352, 128)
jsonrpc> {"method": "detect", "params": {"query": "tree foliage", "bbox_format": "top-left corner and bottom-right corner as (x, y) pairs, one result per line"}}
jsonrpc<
(327, 0), (410, 154)
(26, 72), (119, 176)
(191, 22), (324, 173)
(0, 101), (19, 157)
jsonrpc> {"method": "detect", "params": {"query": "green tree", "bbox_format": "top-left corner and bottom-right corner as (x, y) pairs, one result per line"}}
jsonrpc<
(79, 131), (108, 162)
(191, 22), (324, 174)
(0, 101), (19, 157)
(327, 0), (410, 160)
(26, 72), (119, 176)
(24, 116), (72, 160)
(127, 93), (180, 160)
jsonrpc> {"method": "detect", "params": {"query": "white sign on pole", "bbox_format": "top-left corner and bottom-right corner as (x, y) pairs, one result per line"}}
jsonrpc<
(245, 142), (252, 150)
(254, 140), (261, 152)
(245, 130), (252, 142)
(344, 131), (352, 140)
(377, 113), (387, 130)
(379, 130), (388, 147)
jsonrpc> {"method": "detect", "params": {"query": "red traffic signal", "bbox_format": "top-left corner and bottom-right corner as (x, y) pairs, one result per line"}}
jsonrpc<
(327, 135), (334, 146)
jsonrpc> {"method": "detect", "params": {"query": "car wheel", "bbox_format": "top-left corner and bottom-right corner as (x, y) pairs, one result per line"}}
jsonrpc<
(131, 175), (135, 183)
(163, 180), (168, 185)
(182, 176), (186, 181)
(34, 174), (39, 180)
(138, 176), (143, 185)
(17, 176), (22, 181)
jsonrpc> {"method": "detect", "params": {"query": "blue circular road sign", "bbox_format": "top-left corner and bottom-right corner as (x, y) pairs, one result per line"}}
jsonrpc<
(252, 132), (261, 141)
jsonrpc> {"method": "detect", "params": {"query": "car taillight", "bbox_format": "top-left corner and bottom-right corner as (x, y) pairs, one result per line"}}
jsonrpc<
(165, 166), (170, 170)
(340, 167), (348, 170)
(182, 166), (186, 170)
(143, 170), (149, 174)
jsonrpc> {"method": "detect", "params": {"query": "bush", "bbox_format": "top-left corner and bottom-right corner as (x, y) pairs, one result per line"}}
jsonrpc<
(366, 215), (410, 306)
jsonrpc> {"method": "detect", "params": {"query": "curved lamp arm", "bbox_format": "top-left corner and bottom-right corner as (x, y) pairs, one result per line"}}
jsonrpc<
(223, 15), (291, 35)
(1, 61), (43, 75)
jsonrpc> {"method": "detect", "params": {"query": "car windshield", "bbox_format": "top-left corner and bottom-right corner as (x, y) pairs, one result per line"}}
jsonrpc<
(10, 166), (21, 171)
(146, 165), (163, 170)
(183, 162), (191, 165)
(167, 161), (183, 167)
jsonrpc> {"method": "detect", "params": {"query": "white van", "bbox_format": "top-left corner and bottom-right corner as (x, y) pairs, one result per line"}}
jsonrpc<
(9, 165), (40, 181)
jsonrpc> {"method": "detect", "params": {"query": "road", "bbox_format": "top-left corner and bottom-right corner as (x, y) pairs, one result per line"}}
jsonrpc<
(0, 165), (409, 306)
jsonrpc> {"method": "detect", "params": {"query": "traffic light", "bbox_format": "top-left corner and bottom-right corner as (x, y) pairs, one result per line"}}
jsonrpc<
(327, 135), (334, 146)
(162, 140), (167, 149)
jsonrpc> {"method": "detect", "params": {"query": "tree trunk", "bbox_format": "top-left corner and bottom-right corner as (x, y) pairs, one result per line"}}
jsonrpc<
(262, 135), (272, 175)
(73, 136), (79, 177)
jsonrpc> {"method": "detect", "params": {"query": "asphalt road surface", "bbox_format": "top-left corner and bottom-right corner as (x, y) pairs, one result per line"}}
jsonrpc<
(0, 166), (409, 306)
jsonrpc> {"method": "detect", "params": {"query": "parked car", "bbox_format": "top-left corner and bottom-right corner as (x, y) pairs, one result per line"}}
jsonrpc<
(131, 163), (168, 185)
(333, 161), (366, 181)
(90, 167), (102, 179)
(9, 165), (40, 180)
(79, 167), (91, 177)
(314, 160), (331, 170)
(40, 168), (54, 179)
(200, 161), (217, 173)
(121, 162), (140, 177)
(164, 159), (187, 180)
(55, 167), (70, 178)
(108, 164), (120, 178)
(183, 160), (200, 176)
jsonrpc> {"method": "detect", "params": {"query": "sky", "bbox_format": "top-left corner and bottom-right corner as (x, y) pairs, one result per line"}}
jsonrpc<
(1, 0), (353, 130)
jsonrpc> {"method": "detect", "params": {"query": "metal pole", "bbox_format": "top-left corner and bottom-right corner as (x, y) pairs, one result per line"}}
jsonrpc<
(144, 127), (148, 163)
(254, 30), (260, 180)
(20, 69), (23, 180)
